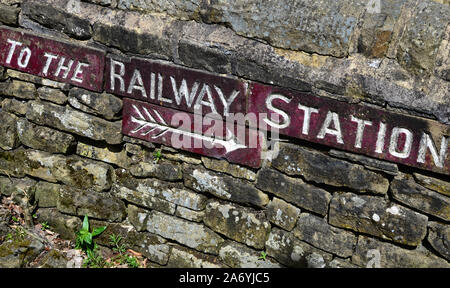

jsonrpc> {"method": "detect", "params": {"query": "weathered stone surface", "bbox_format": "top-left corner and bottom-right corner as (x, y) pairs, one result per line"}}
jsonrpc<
(35, 250), (70, 268)
(115, 170), (207, 211)
(390, 174), (450, 221)
(395, 1), (450, 74)
(17, 119), (76, 154)
(435, 24), (449, 81)
(329, 193), (428, 246)
(113, 183), (176, 215)
(256, 168), (331, 216)
(167, 245), (225, 268)
(201, 157), (256, 181)
(1, 98), (28, 116)
(128, 205), (224, 254)
(427, 222), (450, 261)
(329, 149), (399, 176)
(6, 70), (70, 90)
(204, 200), (271, 250)
(68, 88), (122, 120)
(175, 206), (204, 223)
(163, 152), (201, 164)
(34, 181), (60, 208)
(36, 87), (67, 105)
(57, 186), (126, 222)
(272, 144), (389, 194)
(0, 3), (19, 25)
(2, 80), (36, 100)
(76, 142), (130, 168)
(328, 258), (358, 268)
(184, 165), (269, 208)
(293, 213), (357, 258)
(0, 150), (113, 191)
(129, 160), (182, 181)
(352, 235), (450, 268)
(266, 197), (300, 231)
(265, 228), (333, 268)
(0, 233), (45, 268)
(0, 177), (36, 210)
(119, 0), (365, 57)
(123, 136), (156, 150)
(37, 208), (82, 240)
(413, 173), (450, 197)
(26, 100), (122, 145)
(219, 241), (282, 268)
(90, 220), (170, 265)
(23, 1), (92, 40)
(0, 111), (20, 150)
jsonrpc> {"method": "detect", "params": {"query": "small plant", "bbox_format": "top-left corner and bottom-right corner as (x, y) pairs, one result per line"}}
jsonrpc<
(259, 251), (267, 261)
(109, 233), (140, 268)
(110, 234), (126, 254)
(11, 216), (19, 223)
(153, 150), (162, 163)
(5, 233), (12, 241)
(125, 255), (139, 268)
(75, 215), (107, 267)
(41, 221), (50, 231)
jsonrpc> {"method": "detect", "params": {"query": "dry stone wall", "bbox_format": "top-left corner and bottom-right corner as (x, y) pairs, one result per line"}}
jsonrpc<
(0, 0), (449, 268)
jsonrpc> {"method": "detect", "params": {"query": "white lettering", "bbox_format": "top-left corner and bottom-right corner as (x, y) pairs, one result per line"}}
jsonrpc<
(42, 53), (58, 75)
(389, 127), (413, 159)
(6, 39), (22, 64)
(263, 94), (291, 129)
(110, 59), (125, 92)
(70, 62), (89, 83)
(54, 57), (74, 79)
(317, 111), (344, 144)
(298, 104), (319, 135)
(127, 69), (147, 98)
(351, 115), (372, 148)
(214, 86), (240, 117)
(194, 84), (217, 114)
(170, 77), (198, 108)
(417, 133), (448, 168)
(375, 122), (387, 153)
(17, 47), (31, 68)
(157, 73), (171, 103)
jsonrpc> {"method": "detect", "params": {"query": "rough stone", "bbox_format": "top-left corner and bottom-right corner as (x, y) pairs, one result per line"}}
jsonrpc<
(36, 87), (67, 105)
(273, 144), (389, 194)
(328, 258), (358, 268)
(329, 192), (428, 246)
(266, 197), (301, 231)
(34, 181), (60, 208)
(413, 173), (450, 197)
(219, 241), (282, 268)
(113, 183), (176, 215)
(2, 80), (36, 100)
(167, 245), (225, 268)
(6, 70), (70, 90)
(115, 170), (207, 211)
(0, 3), (20, 25)
(26, 100), (122, 145)
(293, 213), (357, 258)
(390, 173), (450, 221)
(204, 200), (271, 250)
(129, 160), (182, 181)
(256, 168), (331, 216)
(352, 235), (450, 268)
(68, 88), (122, 120)
(1, 98), (28, 116)
(265, 228), (333, 268)
(329, 149), (399, 176)
(90, 220), (170, 265)
(0, 233), (45, 268)
(17, 119), (76, 154)
(35, 250), (70, 268)
(427, 222), (450, 261)
(184, 165), (269, 208)
(0, 111), (20, 150)
(0, 176), (36, 210)
(128, 205), (224, 254)
(57, 186), (126, 222)
(37, 208), (82, 240)
(23, 1), (92, 40)
(395, 1), (450, 74)
(201, 157), (256, 181)
(175, 206), (204, 223)
(435, 24), (449, 81)
(272, 144), (389, 194)
(123, 136), (156, 150)
(76, 142), (130, 168)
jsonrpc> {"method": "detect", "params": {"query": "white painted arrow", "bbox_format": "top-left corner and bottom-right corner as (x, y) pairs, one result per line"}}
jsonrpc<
(129, 104), (247, 153)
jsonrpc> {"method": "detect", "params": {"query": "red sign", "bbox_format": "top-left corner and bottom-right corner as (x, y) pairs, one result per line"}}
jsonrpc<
(122, 98), (263, 168)
(248, 82), (450, 175)
(105, 56), (247, 118)
(0, 27), (104, 91)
